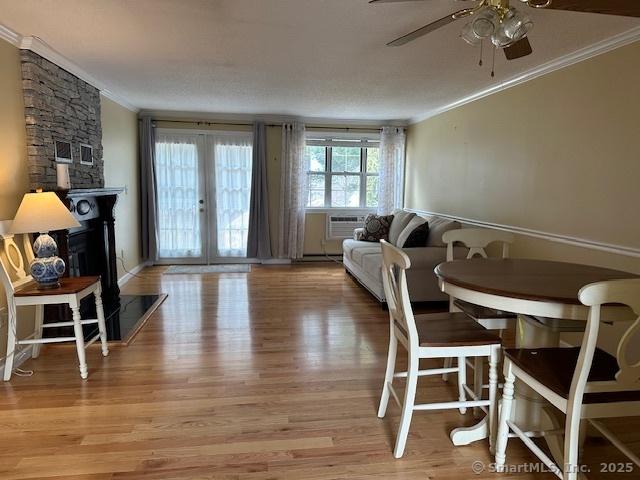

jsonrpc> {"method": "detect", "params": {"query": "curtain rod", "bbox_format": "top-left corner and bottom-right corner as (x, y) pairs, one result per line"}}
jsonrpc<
(148, 118), (386, 132)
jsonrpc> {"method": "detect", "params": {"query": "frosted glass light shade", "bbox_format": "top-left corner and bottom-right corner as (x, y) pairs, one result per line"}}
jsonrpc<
(461, 22), (482, 46)
(502, 8), (533, 41)
(491, 27), (514, 48)
(472, 8), (500, 38)
(11, 192), (80, 234)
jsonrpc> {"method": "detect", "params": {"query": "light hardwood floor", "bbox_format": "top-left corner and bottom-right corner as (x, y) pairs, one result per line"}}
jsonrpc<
(1, 264), (638, 479)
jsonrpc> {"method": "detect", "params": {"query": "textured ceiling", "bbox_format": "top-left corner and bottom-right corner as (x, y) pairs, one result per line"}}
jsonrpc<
(1, 0), (638, 122)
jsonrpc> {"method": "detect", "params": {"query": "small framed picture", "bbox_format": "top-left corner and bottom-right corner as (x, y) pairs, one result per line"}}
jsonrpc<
(80, 144), (94, 166)
(54, 140), (73, 164)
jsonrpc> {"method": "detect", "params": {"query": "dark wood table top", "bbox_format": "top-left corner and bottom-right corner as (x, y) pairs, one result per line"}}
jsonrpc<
(15, 276), (100, 297)
(435, 258), (638, 305)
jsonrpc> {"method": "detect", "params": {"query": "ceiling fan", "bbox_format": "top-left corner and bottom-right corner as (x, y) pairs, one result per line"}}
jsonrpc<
(371, 0), (640, 66)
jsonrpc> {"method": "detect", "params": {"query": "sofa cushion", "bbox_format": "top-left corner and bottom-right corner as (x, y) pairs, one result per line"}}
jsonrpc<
(426, 217), (462, 247)
(397, 215), (429, 248)
(388, 210), (416, 245)
(342, 239), (382, 268)
(361, 214), (394, 242)
(361, 251), (383, 279)
(352, 246), (382, 267)
(343, 239), (377, 258)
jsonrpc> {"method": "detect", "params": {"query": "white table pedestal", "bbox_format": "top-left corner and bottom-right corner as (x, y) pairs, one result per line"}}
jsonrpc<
(512, 315), (565, 466)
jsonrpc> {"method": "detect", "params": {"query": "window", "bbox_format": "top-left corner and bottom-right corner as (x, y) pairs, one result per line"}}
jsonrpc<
(305, 139), (380, 209)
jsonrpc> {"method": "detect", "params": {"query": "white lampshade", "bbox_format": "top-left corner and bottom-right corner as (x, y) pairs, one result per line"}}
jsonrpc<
(11, 191), (80, 234)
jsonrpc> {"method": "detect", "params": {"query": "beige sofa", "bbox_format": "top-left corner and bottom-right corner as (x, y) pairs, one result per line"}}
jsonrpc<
(343, 211), (463, 302)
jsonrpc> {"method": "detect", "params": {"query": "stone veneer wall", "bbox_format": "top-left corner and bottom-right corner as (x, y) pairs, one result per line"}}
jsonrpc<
(21, 50), (103, 190)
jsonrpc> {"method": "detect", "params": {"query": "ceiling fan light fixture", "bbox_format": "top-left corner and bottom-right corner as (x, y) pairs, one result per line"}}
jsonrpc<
(461, 22), (482, 45)
(491, 26), (514, 48)
(471, 7), (500, 38)
(502, 8), (534, 41)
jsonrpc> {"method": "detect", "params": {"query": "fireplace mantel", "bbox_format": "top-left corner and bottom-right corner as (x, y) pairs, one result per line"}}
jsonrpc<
(67, 187), (125, 198)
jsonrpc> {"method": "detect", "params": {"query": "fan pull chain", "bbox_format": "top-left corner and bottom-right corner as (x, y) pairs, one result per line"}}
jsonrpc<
(491, 45), (496, 78)
(479, 40), (483, 67)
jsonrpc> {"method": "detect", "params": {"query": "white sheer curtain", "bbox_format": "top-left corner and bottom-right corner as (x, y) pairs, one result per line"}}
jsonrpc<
(155, 133), (202, 258)
(212, 134), (253, 257)
(278, 122), (307, 259)
(377, 126), (406, 215)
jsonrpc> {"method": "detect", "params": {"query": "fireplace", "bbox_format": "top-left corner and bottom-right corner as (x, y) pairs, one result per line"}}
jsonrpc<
(45, 188), (158, 342)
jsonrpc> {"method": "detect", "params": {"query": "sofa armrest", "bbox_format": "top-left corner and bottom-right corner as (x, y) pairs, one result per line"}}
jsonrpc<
(353, 228), (365, 241)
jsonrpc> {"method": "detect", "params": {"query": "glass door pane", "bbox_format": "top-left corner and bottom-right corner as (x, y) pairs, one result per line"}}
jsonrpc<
(210, 134), (253, 258)
(154, 133), (206, 260)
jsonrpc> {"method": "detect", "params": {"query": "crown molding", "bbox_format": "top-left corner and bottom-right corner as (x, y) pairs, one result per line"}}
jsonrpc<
(0, 24), (21, 45)
(18, 35), (139, 112)
(406, 208), (640, 258)
(410, 25), (640, 124)
(1, 23), (138, 112)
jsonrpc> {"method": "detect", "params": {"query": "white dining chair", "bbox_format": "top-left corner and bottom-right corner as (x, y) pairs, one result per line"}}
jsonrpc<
(377, 240), (502, 458)
(0, 221), (109, 380)
(495, 278), (640, 480)
(441, 228), (517, 411)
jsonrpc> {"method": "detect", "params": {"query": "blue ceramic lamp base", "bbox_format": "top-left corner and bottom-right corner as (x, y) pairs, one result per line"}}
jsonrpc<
(30, 233), (66, 289)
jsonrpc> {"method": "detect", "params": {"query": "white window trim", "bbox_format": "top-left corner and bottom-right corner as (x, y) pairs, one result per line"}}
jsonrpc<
(306, 133), (381, 211)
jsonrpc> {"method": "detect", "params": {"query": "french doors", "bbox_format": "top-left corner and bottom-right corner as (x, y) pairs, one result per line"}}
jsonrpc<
(154, 130), (253, 263)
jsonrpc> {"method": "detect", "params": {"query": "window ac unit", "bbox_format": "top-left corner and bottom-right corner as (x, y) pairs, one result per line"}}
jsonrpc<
(326, 214), (366, 240)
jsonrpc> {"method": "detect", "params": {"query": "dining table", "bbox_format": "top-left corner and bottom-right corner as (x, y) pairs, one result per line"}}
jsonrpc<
(434, 258), (638, 461)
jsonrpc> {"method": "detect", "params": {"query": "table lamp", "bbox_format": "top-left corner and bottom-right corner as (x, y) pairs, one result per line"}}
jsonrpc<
(11, 190), (80, 289)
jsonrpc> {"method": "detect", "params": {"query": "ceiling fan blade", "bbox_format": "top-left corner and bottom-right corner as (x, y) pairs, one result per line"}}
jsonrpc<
(503, 37), (533, 60)
(387, 13), (460, 46)
(540, 0), (640, 17)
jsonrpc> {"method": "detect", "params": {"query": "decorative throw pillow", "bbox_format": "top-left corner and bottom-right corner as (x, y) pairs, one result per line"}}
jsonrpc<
(403, 223), (430, 248)
(361, 214), (394, 242)
(396, 216), (429, 248)
(388, 210), (416, 245)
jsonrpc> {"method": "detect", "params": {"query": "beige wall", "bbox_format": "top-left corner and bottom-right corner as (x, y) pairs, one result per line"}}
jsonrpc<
(101, 96), (141, 279)
(0, 41), (29, 218)
(0, 39), (31, 358)
(406, 40), (640, 273)
(405, 41), (640, 352)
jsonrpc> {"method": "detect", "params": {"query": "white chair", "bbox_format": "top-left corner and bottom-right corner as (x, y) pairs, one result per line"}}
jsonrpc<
(443, 228), (517, 328)
(0, 221), (109, 380)
(377, 240), (502, 458)
(495, 278), (640, 480)
(441, 228), (517, 409)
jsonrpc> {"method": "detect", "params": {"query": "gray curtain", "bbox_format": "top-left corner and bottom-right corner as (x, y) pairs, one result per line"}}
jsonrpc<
(247, 122), (272, 259)
(139, 116), (158, 262)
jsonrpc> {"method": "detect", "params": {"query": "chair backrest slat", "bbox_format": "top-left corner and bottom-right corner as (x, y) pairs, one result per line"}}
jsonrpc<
(380, 240), (419, 345)
(0, 220), (34, 296)
(442, 228), (515, 262)
(578, 279), (640, 392)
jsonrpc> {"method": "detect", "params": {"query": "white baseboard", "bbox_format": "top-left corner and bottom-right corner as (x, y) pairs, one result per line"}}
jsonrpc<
(118, 261), (152, 287)
(261, 258), (292, 265)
